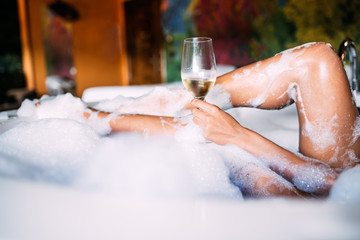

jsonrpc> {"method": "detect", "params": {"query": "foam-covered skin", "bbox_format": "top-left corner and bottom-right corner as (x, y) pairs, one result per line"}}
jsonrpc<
(80, 43), (359, 198)
(84, 84), (232, 136)
(192, 42), (360, 197)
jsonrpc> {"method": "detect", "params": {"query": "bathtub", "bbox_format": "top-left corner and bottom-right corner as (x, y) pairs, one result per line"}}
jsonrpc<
(0, 177), (359, 240)
(0, 83), (360, 240)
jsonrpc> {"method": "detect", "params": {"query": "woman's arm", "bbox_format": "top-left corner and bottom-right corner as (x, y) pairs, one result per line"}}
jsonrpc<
(84, 109), (184, 136)
(190, 99), (339, 196)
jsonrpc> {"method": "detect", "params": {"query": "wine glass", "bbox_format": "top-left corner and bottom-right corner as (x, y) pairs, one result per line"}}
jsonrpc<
(181, 37), (217, 100)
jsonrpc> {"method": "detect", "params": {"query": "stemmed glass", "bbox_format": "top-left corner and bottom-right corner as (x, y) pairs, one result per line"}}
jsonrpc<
(181, 37), (217, 100)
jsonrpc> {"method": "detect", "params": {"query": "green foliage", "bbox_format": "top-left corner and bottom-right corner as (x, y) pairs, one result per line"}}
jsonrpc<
(284, 0), (360, 49)
(164, 32), (183, 83)
(163, 14), (195, 83)
(164, 0), (360, 82)
(188, 0), (296, 64)
(250, 5), (295, 60)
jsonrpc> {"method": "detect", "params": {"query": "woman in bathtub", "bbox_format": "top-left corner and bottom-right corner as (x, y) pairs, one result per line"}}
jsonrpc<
(85, 42), (360, 198)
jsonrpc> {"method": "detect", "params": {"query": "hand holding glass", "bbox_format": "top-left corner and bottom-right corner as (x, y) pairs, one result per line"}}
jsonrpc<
(181, 37), (217, 100)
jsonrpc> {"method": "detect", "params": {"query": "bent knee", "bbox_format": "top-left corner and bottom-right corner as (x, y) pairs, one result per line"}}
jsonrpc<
(305, 42), (341, 66)
(296, 42), (346, 87)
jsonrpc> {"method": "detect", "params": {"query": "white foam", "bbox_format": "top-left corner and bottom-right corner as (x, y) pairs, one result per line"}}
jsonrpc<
(16, 93), (113, 135)
(0, 118), (100, 183)
(329, 164), (360, 203)
(94, 87), (192, 117)
(18, 93), (86, 121)
(0, 82), (359, 201)
(0, 111), (8, 121)
(206, 84), (233, 109)
(228, 43), (314, 108)
(77, 133), (242, 199)
(351, 116), (360, 145)
(0, 91), (243, 199)
(302, 115), (339, 151)
(288, 80), (340, 154)
(16, 98), (37, 119)
(276, 42), (318, 56)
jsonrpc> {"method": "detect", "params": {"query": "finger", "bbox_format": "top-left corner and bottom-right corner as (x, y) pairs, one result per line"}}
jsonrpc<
(192, 115), (202, 126)
(191, 99), (218, 113)
(191, 107), (208, 121)
(184, 101), (192, 110)
(191, 99), (210, 110)
(192, 114), (209, 133)
(191, 99), (220, 115)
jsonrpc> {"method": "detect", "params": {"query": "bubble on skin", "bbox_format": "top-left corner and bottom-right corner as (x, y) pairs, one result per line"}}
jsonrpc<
(245, 73), (270, 107)
(77, 43), (360, 199)
(231, 72), (241, 81)
(85, 111), (114, 135)
(229, 62), (267, 107)
(302, 115), (339, 151)
(159, 116), (186, 135)
(91, 95), (134, 113)
(2, 44), (360, 200)
(215, 144), (299, 198)
(94, 87), (193, 117)
(286, 80), (339, 153)
(231, 62), (262, 82)
(290, 81), (358, 168)
(351, 117), (360, 145)
(229, 163), (298, 198)
(291, 162), (330, 193)
(259, 153), (337, 194)
(338, 149), (360, 168)
(230, 43), (314, 108)
(174, 117), (207, 143)
(332, 117), (360, 167)
(275, 82), (297, 107)
(276, 42), (319, 56)
(206, 84), (233, 109)
(230, 62), (261, 84)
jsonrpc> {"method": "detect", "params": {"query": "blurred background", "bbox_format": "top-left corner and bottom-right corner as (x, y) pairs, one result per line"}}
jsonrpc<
(1, 0), (360, 111)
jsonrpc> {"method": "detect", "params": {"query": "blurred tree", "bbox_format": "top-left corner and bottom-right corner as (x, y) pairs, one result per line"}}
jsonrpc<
(250, 4), (295, 60)
(284, 0), (360, 49)
(188, 0), (295, 66)
(162, 0), (193, 82)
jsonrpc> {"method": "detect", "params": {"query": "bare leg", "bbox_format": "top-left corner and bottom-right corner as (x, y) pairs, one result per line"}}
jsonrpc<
(216, 42), (359, 169)
(90, 43), (359, 168)
(191, 43), (359, 197)
(84, 110), (184, 136)
(229, 163), (305, 198)
(87, 43), (358, 197)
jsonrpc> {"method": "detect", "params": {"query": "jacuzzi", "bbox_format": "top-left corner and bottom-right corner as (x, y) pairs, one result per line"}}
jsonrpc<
(0, 82), (360, 240)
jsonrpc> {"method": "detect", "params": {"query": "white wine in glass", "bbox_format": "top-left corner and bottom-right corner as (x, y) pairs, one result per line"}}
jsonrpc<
(181, 37), (217, 100)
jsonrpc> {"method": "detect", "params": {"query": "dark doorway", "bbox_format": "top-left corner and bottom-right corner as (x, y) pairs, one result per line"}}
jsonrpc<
(0, 1), (29, 111)
(124, 0), (165, 85)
